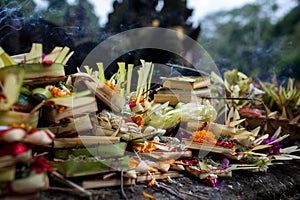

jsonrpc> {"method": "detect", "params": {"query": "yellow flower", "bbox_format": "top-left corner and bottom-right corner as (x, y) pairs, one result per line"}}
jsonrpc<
(248, 135), (255, 141)
(148, 177), (156, 187)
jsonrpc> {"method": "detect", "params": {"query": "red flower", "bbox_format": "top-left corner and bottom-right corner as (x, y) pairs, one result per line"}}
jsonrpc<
(182, 159), (199, 166)
(43, 60), (54, 65)
(0, 142), (27, 157)
(205, 175), (218, 187)
(131, 116), (144, 126)
(216, 140), (235, 149)
(31, 157), (56, 174)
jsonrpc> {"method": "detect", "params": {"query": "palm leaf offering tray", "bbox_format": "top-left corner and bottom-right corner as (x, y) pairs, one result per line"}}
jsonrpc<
(239, 113), (300, 145)
(8, 43), (74, 83)
(0, 44), (299, 197)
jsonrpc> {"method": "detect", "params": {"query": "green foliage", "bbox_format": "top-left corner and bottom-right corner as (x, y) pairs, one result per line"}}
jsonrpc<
(44, 0), (70, 26)
(274, 4), (300, 78)
(260, 76), (300, 122)
(43, 0), (100, 42)
(224, 69), (251, 99)
(199, 0), (300, 81)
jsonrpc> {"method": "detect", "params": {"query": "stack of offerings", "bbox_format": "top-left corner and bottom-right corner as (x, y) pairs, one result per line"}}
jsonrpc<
(49, 61), (160, 182)
(0, 43), (119, 191)
(154, 76), (211, 106)
(51, 60), (186, 188)
(0, 43), (130, 189)
(45, 64), (129, 181)
(29, 53), (129, 180)
(0, 44), (67, 195)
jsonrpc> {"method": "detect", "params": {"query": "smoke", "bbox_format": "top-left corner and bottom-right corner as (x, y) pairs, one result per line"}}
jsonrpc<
(0, 1), (25, 31)
(51, 26), (81, 41)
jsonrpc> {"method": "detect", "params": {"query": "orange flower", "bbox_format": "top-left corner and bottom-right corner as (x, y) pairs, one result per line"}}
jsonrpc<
(192, 130), (216, 144)
(129, 96), (146, 108)
(142, 142), (158, 152)
(58, 106), (65, 113)
(140, 96), (145, 107)
(104, 82), (119, 92)
(134, 141), (157, 152)
(49, 86), (72, 97)
(46, 86), (72, 113)
(142, 192), (156, 200)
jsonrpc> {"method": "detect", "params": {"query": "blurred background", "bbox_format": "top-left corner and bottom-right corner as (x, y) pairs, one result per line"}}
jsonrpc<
(0, 0), (299, 81)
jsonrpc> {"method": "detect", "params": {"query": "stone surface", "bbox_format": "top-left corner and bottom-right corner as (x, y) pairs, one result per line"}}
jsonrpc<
(35, 161), (300, 200)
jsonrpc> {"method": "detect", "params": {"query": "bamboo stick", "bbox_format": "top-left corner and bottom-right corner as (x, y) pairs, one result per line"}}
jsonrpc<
(136, 171), (180, 182)
(51, 171), (92, 196)
(82, 178), (135, 189)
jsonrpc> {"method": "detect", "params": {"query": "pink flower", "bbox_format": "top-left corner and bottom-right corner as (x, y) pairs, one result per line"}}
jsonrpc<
(128, 101), (137, 107)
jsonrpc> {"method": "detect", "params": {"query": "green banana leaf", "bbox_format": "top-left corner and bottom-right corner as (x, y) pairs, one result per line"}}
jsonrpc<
(0, 166), (15, 182)
(0, 66), (25, 111)
(53, 142), (127, 159)
(50, 156), (130, 177)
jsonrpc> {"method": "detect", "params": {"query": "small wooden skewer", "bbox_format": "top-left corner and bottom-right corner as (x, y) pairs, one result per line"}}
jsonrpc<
(133, 150), (160, 187)
(51, 171), (92, 196)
